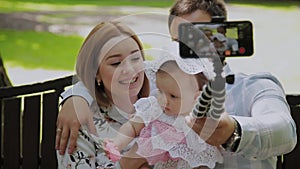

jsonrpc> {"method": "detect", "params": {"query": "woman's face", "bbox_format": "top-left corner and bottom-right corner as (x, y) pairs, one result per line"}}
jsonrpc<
(97, 36), (145, 103)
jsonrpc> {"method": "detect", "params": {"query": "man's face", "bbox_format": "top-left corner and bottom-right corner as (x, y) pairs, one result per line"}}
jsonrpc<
(169, 9), (212, 41)
(217, 26), (226, 35)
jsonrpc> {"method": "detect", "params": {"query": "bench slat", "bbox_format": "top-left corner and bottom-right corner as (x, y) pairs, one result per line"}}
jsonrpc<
(3, 98), (21, 169)
(22, 95), (41, 169)
(286, 95), (300, 106)
(40, 92), (59, 169)
(282, 106), (300, 169)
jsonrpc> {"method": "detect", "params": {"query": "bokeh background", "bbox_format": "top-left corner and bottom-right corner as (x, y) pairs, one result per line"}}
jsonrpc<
(0, 0), (299, 94)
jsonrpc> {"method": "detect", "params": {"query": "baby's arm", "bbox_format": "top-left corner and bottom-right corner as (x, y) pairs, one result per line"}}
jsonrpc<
(115, 116), (145, 150)
(106, 116), (145, 161)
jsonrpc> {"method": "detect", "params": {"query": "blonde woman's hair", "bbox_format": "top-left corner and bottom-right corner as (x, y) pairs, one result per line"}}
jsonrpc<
(76, 21), (150, 107)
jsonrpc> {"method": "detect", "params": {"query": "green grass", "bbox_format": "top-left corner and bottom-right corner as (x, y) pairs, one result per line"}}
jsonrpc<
(0, 0), (173, 13)
(8, 0), (174, 7)
(0, 29), (154, 70)
(0, 29), (83, 70)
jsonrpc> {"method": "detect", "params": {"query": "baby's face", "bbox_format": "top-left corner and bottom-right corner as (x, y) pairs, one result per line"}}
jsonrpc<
(156, 65), (199, 117)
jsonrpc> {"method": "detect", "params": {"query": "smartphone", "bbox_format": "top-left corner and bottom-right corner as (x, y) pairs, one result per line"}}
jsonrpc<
(179, 21), (254, 58)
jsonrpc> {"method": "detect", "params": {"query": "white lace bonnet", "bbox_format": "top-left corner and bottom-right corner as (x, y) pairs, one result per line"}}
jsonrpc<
(145, 42), (214, 84)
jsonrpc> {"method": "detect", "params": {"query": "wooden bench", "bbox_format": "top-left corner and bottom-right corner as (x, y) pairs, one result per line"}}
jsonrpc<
(277, 95), (300, 169)
(0, 75), (77, 169)
(0, 75), (299, 169)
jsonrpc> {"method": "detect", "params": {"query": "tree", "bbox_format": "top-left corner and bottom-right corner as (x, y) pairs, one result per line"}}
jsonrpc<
(0, 54), (12, 87)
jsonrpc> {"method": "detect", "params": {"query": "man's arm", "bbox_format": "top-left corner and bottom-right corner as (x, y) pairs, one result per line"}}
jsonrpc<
(186, 77), (297, 159)
(234, 96), (296, 159)
(56, 82), (96, 155)
(60, 81), (94, 106)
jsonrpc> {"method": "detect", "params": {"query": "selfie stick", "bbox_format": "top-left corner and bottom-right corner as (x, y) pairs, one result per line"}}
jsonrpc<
(192, 16), (227, 120)
(192, 58), (226, 120)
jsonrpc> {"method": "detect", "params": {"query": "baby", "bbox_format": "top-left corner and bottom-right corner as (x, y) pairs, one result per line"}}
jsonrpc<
(105, 43), (223, 169)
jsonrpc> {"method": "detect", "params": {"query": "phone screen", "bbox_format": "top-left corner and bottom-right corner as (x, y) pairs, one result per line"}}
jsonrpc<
(179, 21), (254, 58)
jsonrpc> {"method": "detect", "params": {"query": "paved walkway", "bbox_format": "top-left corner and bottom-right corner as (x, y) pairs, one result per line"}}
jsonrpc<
(2, 5), (300, 94)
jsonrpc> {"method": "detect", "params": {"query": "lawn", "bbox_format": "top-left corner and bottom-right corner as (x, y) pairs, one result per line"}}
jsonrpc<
(0, 29), (83, 70)
(0, 0), (174, 70)
(0, 0), (173, 13)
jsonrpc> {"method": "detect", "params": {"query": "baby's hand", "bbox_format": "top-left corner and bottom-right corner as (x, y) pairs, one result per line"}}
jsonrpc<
(104, 140), (121, 162)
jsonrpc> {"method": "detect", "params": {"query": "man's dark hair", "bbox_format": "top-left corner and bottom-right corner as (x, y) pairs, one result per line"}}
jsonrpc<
(168, 0), (227, 29)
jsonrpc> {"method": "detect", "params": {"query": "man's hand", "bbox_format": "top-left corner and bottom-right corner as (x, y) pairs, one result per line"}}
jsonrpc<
(55, 96), (96, 155)
(185, 112), (235, 146)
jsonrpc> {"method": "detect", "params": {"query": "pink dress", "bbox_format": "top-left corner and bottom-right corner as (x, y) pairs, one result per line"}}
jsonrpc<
(134, 96), (223, 169)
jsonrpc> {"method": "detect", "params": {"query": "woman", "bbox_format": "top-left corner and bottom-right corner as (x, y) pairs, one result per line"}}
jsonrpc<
(56, 21), (151, 169)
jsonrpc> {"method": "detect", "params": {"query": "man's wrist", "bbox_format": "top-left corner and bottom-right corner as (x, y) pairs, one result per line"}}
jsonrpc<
(222, 118), (241, 152)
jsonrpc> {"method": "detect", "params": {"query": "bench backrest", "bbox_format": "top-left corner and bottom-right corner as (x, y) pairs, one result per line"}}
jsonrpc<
(280, 95), (300, 169)
(0, 75), (77, 169)
(0, 75), (299, 169)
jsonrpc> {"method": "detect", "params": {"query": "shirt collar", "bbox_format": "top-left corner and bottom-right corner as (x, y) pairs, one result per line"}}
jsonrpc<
(223, 62), (235, 76)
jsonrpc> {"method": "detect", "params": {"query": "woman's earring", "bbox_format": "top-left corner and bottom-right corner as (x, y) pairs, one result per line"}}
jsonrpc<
(97, 80), (101, 86)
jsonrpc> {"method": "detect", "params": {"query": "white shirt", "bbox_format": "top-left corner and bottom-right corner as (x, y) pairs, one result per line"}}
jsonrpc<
(216, 64), (297, 169)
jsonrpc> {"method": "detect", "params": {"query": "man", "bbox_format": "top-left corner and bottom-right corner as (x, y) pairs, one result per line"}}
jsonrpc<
(169, 0), (296, 168)
(217, 25), (239, 54)
(56, 0), (297, 168)
(211, 32), (229, 55)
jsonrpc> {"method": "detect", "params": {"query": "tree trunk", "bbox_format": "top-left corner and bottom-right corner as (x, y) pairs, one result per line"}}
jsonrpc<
(0, 55), (12, 87)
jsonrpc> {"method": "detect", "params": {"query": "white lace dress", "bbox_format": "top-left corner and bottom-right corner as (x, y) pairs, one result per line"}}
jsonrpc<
(134, 96), (223, 169)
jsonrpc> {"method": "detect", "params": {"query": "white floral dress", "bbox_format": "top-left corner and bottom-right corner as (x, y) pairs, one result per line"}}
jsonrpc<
(57, 102), (133, 169)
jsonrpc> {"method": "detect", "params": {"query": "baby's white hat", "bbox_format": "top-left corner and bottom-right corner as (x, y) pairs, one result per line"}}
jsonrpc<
(145, 41), (215, 83)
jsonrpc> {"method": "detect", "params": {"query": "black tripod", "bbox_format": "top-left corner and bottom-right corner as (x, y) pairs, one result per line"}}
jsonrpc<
(192, 56), (227, 120)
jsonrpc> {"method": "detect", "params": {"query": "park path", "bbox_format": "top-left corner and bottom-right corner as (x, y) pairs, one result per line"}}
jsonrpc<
(2, 5), (300, 94)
